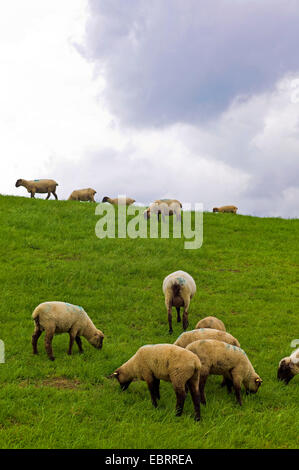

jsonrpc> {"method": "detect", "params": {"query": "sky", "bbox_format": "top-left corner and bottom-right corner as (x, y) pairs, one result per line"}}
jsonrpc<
(1, 0), (299, 217)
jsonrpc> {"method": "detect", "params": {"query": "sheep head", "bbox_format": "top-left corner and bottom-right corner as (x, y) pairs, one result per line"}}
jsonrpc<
(277, 357), (297, 384)
(102, 196), (109, 203)
(107, 368), (132, 391)
(213, 207), (219, 212)
(89, 330), (104, 349)
(245, 374), (263, 393)
(15, 179), (24, 187)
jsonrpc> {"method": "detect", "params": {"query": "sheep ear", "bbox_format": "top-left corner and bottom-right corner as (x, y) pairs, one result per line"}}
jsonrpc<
(107, 371), (119, 379)
(255, 378), (262, 383)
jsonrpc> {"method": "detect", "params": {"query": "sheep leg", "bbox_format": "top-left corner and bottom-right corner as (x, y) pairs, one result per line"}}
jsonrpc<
(182, 310), (189, 330)
(147, 380), (158, 408)
(68, 334), (75, 355)
(153, 377), (160, 400)
(168, 308), (173, 334)
(32, 327), (42, 354)
(199, 374), (208, 405)
(231, 371), (243, 405)
(75, 336), (83, 353)
(187, 378), (201, 421)
(52, 191), (58, 200)
(46, 192), (51, 200)
(180, 292), (190, 330)
(30, 191), (35, 198)
(176, 307), (181, 323)
(174, 387), (186, 416)
(44, 331), (55, 361)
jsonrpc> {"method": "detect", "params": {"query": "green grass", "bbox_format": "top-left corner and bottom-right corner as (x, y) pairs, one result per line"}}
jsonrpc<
(0, 194), (298, 449)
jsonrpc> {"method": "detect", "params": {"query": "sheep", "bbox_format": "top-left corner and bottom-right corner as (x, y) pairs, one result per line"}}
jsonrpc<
(277, 348), (299, 384)
(144, 199), (182, 222)
(102, 196), (135, 206)
(174, 328), (240, 349)
(213, 205), (238, 214)
(68, 188), (97, 202)
(186, 339), (262, 406)
(195, 316), (226, 332)
(162, 270), (196, 334)
(15, 179), (58, 200)
(31, 301), (104, 361)
(108, 344), (201, 421)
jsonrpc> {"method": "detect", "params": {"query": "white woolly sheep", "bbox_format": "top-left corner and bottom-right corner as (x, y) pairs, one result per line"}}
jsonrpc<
(68, 188), (97, 202)
(102, 196), (135, 205)
(108, 344), (201, 421)
(144, 199), (182, 222)
(15, 179), (58, 199)
(162, 270), (196, 333)
(277, 347), (299, 384)
(174, 328), (240, 349)
(195, 316), (226, 332)
(213, 205), (238, 214)
(32, 301), (104, 361)
(186, 339), (262, 406)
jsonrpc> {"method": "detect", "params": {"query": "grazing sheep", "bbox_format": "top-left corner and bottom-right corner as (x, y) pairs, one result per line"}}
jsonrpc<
(174, 328), (240, 349)
(32, 301), (104, 361)
(186, 339), (262, 406)
(102, 196), (135, 205)
(195, 316), (226, 332)
(162, 270), (196, 333)
(144, 199), (182, 222)
(68, 188), (97, 202)
(108, 344), (201, 421)
(213, 205), (238, 214)
(277, 348), (299, 384)
(15, 179), (58, 200)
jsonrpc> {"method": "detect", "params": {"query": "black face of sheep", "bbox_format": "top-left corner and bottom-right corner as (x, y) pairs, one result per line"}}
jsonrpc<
(107, 370), (132, 391)
(213, 208), (218, 213)
(102, 196), (109, 203)
(143, 209), (150, 219)
(15, 179), (22, 187)
(277, 362), (294, 384)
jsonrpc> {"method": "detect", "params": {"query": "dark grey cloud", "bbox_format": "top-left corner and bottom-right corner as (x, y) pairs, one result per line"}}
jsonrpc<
(82, 0), (299, 127)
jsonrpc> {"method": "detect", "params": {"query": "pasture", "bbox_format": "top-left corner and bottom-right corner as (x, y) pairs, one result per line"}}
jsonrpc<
(0, 194), (298, 449)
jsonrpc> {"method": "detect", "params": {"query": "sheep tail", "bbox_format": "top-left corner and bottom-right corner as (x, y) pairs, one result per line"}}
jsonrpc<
(171, 283), (181, 297)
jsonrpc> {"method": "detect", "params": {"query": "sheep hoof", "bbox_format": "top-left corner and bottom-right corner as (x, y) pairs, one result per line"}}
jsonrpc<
(194, 415), (201, 422)
(49, 356), (55, 361)
(169, 329), (173, 335)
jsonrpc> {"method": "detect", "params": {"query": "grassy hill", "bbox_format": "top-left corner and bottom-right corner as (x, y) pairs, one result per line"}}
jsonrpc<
(0, 194), (298, 449)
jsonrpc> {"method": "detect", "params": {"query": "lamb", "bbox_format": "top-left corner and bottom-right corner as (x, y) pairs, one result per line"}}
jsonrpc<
(195, 316), (226, 332)
(31, 301), (104, 361)
(68, 188), (97, 202)
(108, 344), (201, 421)
(102, 196), (135, 205)
(162, 270), (196, 333)
(15, 179), (58, 200)
(144, 199), (182, 221)
(186, 339), (262, 406)
(213, 205), (238, 214)
(174, 328), (240, 349)
(277, 348), (299, 384)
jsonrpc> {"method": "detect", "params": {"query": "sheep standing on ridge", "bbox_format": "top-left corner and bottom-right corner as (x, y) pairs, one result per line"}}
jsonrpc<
(32, 301), (104, 361)
(195, 316), (226, 332)
(15, 179), (59, 200)
(144, 199), (182, 222)
(277, 348), (299, 384)
(186, 339), (262, 406)
(102, 196), (135, 205)
(108, 344), (202, 421)
(68, 188), (97, 202)
(162, 270), (196, 333)
(213, 205), (238, 214)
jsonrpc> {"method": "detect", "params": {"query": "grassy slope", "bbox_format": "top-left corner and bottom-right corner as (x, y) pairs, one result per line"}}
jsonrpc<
(0, 194), (298, 449)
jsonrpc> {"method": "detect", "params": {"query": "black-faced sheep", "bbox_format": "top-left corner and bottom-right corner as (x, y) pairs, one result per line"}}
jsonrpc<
(213, 205), (238, 214)
(277, 347), (299, 384)
(102, 196), (135, 205)
(144, 199), (182, 222)
(162, 270), (196, 333)
(174, 328), (240, 349)
(108, 344), (201, 421)
(32, 301), (104, 360)
(68, 188), (96, 202)
(195, 316), (226, 331)
(15, 179), (58, 199)
(186, 339), (262, 406)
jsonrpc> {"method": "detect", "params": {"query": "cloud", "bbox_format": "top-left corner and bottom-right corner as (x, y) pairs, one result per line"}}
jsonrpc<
(82, 0), (299, 127)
